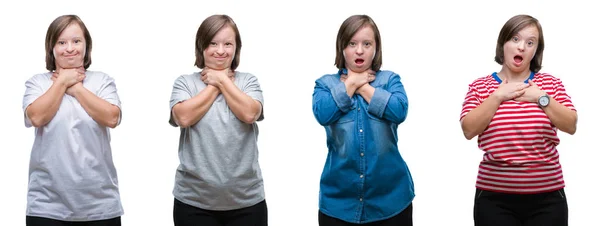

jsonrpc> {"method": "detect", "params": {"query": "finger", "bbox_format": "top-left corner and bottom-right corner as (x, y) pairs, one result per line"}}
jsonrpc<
(368, 69), (376, 75)
(515, 90), (526, 97)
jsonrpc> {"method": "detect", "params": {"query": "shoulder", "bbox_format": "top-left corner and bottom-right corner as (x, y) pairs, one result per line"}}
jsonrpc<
(235, 71), (258, 80)
(26, 72), (52, 83)
(85, 70), (116, 82)
(375, 70), (400, 83)
(315, 73), (340, 84)
(174, 72), (200, 83)
(468, 74), (495, 87)
(534, 72), (562, 83)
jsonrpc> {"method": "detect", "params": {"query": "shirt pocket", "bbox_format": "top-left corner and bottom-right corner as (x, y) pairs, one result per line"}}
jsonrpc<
(366, 111), (386, 123)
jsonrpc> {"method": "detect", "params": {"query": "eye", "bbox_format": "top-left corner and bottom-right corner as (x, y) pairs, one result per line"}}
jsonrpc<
(209, 42), (217, 46)
(225, 42), (233, 46)
(511, 36), (519, 42)
(348, 42), (356, 47)
(74, 39), (82, 44)
(527, 40), (535, 46)
(364, 41), (372, 47)
(57, 41), (66, 45)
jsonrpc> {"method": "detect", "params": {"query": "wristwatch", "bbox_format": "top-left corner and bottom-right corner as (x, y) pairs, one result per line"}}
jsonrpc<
(537, 94), (550, 107)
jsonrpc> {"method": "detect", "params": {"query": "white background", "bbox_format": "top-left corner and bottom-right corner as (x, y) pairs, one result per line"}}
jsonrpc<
(1, 0), (598, 225)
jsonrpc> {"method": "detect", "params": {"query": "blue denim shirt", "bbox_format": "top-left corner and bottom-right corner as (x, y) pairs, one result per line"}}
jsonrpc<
(312, 69), (415, 224)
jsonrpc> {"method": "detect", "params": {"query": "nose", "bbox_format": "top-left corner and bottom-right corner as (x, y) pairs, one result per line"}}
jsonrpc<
(356, 44), (364, 55)
(216, 44), (225, 55)
(517, 40), (525, 52)
(66, 41), (75, 52)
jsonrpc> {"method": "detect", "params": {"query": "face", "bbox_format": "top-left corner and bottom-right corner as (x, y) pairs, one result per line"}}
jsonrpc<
(502, 25), (539, 73)
(203, 25), (236, 70)
(343, 26), (376, 73)
(53, 23), (86, 69)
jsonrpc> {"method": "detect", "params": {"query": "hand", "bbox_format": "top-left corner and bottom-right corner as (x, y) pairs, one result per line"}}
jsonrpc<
(54, 67), (85, 87)
(340, 69), (376, 87)
(514, 79), (547, 103)
(491, 78), (530, 102)
(65, 81), (84, 97)
(200, 68), (234, 87)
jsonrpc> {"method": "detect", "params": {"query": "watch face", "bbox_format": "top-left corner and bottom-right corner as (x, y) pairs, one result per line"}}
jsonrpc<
(539, 96), (550, 106)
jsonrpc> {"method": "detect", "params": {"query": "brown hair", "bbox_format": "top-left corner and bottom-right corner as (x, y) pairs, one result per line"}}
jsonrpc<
(495, 14), (545, 73)
(45, 15), (92, 71)
(194, 14), (242, 70)
(335, 15), (382, 71)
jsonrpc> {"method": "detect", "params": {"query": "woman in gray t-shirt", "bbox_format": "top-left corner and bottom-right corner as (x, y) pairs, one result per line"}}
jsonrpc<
(169, 14), (267, 226)
(22, 15), (123, 225)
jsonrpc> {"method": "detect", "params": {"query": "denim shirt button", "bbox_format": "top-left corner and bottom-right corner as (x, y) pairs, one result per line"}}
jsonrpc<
(359, 129), (363, 133)
(360, 152), (364, 156)
(360, 174), (363, 178)
(359, 198), (363, 202)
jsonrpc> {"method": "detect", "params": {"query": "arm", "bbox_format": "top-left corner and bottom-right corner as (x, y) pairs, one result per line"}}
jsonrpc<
(460, 94), (502, 140)
(363, 74), (408, 124)
(312, 77), (354, 126)
(217, 76), (262, 124)
(68, 82), (121, 128)
(513, 79), (578, 135)
(171, 79), (220, 128)
(543, 80), (578, 134)
(542, 96), (577, 134)
(25, 79), (68, 127)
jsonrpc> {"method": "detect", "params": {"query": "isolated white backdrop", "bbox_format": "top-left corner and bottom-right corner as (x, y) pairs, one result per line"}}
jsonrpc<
(1, 0), (598, 225)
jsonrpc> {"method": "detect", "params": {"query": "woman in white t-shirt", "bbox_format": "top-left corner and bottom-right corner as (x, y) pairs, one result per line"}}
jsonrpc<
(22, 14), (123, 226)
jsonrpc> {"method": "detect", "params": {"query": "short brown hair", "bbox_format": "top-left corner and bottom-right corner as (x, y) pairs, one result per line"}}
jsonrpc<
(495, 14), (545, 73)
(194, 14), (242, 70)
(335, 15), (383, 72)
(45, 15), (92, 71)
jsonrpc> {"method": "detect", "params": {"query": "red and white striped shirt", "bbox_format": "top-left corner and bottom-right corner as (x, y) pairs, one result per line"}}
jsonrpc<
(460, 72), (576, 194)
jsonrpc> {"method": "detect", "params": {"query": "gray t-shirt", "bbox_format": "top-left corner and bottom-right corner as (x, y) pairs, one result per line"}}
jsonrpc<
(22, 71), (124, 221)
(169, 71), (265, 211)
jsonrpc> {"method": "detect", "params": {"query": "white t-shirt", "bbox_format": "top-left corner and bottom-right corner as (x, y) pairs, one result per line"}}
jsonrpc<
(22, 70), (124, 221)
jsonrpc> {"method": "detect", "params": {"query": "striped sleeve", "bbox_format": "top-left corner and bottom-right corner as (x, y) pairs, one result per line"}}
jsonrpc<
(460, 82), (481, 121)
(551, 77), (576, 111)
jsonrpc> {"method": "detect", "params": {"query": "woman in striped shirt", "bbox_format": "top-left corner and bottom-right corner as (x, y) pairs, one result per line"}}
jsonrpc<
(460, 14), (577, 226)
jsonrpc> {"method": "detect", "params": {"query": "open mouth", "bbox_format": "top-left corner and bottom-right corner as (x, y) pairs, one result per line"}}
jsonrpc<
(514, 55), (523, 64)
(355, 59), (365, 64)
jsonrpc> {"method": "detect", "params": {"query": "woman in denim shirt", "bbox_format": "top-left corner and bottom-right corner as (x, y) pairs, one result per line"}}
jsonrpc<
(312, 15), (414, 226)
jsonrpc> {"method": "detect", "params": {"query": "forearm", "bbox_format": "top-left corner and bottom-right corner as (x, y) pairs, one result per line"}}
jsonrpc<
(26, 82), (67, 127)
(72, 87), (121, 128)
(543, 97), (578, 134)
(219, 80), (261, 124)
(357, 84), (375, 103)
(172, 85), (220, 128)
(461, 95), (502, 140)
(344, 81), (361, 97)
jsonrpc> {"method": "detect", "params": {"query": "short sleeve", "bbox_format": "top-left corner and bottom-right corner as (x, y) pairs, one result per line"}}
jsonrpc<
(169, 76), (194, 126)
(22, 74), (47, 128)
(460, 83), (481, 121)
(551, 77), (576, 111)
(97, 74), (123, 126)
(241, 74), (265, 121)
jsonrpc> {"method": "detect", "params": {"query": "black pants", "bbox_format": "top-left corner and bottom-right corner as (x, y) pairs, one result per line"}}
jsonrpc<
(474, 188), (568, 226)
(318, 203), (412, 226)
(26, 216), (120, 226)
(173, 198), (268, 226)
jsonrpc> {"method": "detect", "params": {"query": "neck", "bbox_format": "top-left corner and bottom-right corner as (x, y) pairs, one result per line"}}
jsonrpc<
(498, 66), (531, 83)
(204, 66), (230, 72)
(56, 65), (84, 72)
